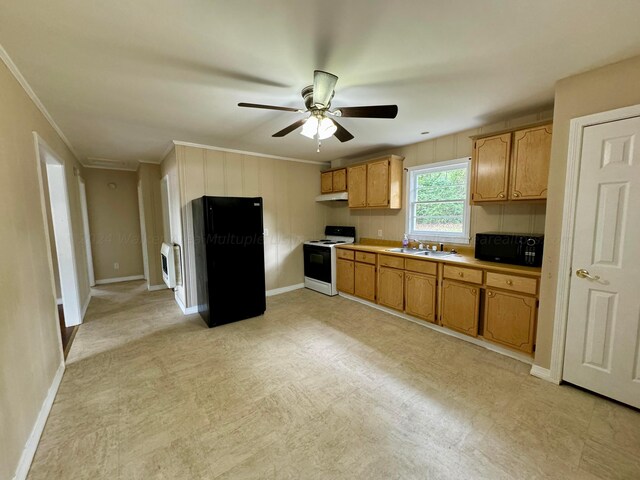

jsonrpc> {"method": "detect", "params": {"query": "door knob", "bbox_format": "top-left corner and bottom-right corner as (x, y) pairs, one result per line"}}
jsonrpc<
(576, 269), (600, 281)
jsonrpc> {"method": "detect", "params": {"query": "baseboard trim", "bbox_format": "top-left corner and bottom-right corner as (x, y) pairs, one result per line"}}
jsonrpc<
(174, 292), (198, 315)
(148, 284), (168, 291)
(95, 275), (145, 285)
(12, 361), (65, 480)
(266, 283), (304, 297)
(339, 292), (534, 365)
(530, 365), (557, 384)
(81, 293), (91, 320)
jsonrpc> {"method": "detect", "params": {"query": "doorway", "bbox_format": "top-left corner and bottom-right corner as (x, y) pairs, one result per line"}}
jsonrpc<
(138, 181), (150, 287)
(552, 106), (640, 409)
(34, 133), (83, 332)
(78, 176), (95, 287)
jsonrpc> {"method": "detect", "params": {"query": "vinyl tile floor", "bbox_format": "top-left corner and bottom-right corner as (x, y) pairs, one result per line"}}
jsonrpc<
(28, 281), (640, 479)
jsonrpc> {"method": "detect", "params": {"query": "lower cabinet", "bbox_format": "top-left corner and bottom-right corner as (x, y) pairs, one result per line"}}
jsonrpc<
(354, 262), (376, 302)
(336, 259), (354, 294)
(483, 289), (537, 353)
(335, 247), (539, 357)
(377, 267), (404, 311)
(405, 272), (437, 322)
(440, 280), (480, 336)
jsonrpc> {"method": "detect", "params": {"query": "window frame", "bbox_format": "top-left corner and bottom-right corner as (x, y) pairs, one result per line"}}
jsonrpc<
(405, 157), (472, 244)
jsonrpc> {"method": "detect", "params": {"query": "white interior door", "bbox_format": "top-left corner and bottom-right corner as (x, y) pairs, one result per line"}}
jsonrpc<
(563, 115), (640, 408)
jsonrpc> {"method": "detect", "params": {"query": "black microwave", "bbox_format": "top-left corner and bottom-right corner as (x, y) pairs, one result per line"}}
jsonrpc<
(475, 232), (544, 267)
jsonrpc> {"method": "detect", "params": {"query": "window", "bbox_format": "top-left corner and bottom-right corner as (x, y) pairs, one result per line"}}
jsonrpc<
(406, 158), (471, 242)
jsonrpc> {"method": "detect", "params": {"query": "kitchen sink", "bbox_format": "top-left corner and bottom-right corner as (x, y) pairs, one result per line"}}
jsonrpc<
(385, 248), (455, 257)
(412, 250), (456, 257)
(385, 248), (419, 254)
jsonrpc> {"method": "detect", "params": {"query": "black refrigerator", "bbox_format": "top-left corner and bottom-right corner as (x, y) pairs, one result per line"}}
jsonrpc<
(192, 196), (266, 328)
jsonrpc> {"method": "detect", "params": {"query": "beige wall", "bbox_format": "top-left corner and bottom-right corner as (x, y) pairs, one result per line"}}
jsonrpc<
(137, 163), (165, 288)
(85, 168), (144, 281)
(162, 144), (327, 309)
(535, 54), (640, 369)
(0, 60), (90, 479)
(327, 110), (552, 244)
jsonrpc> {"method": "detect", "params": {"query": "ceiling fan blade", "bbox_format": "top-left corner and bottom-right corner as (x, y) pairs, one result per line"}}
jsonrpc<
(335, 105), (398, 119)
(272, 118), (307, 137)
(238, 102), (301, 112)
(332, 119), (354, 143)
(312, 70), (338, 107)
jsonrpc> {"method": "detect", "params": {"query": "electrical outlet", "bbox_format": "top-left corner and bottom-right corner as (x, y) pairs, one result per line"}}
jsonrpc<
(377, 229), (383, 237)
(114, 262), (120, 270)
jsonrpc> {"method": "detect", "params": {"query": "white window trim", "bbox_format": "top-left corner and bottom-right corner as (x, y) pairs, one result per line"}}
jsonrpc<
(405, 157), (472, 245)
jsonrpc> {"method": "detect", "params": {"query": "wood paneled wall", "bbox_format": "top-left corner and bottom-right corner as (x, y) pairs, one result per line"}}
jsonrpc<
(163, 144), (327, 308)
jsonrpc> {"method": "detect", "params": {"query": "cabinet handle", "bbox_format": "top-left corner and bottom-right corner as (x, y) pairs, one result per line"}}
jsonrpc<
(513, 192), (520, 197)
(498, 193), (505, 198)
(506, 280), (513, 285)
(458, 272), (464, 277)
(487, 291), (495, 297)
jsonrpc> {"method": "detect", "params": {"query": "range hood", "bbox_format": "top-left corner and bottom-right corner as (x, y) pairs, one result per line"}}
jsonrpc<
(315, 191), (348, 202)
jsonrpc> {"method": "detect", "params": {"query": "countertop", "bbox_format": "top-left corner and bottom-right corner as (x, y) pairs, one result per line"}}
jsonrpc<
(336, 244), (542, 277)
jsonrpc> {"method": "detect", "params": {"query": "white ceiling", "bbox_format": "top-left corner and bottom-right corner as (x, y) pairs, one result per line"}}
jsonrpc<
(2, 0), (640, 166)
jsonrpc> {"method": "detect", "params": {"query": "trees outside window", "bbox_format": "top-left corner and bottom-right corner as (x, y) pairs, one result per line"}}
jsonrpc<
(407, 158), (471, 242)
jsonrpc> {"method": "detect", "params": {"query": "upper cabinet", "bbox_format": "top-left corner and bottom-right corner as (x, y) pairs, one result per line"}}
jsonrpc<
(471, 123), (552, 203)
(472, 133), (511, 201)
(347, 164), (367, 207)
(320, 168), (348, 194)
(347, 155), (404, 209)
(510, 125), (553, 200)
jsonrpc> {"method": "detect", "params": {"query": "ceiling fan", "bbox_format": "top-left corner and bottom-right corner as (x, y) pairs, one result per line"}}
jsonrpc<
(238, 70), (398, 149)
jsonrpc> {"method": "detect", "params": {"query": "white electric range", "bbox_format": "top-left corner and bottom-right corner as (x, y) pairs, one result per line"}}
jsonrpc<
(303, 226), (356, 296)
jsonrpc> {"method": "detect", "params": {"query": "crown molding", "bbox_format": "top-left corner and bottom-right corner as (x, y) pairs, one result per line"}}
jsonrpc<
(160, 141), (176, 161)
(172, 140), (330, 165)
(0, 42), (83, 164)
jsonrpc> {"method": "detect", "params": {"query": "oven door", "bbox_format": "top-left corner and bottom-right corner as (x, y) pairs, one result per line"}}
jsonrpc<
(303, 244), (332, 283)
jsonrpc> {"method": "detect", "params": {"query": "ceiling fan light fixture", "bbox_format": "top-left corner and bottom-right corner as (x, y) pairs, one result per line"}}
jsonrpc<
(317, 117), (337, 140)
(300, 116), (319, 138)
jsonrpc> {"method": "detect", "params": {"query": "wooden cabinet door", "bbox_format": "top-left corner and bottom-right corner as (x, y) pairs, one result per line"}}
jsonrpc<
(336, 259), (354, 294)
(405, 273), (436, 322)
(354, 262), (376, 302)
(440, 280), (480, 336)
(377, 267), (404, 311)
(472, 133), (511, 202)
(510, 125), (552, 200)
(348, 164), (367, 207)
(332, 168), (347, 192)
(366, 159), (390, 207)
(321, 171), (333, 193)
(484, 289), (537, 353)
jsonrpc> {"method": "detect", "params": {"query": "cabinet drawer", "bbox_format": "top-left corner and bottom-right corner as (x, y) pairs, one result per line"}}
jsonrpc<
(337, 249), (354, 260)
(443, 265), (483, 284)
(405, 258), (437, 276)
(378, 254), (404, 269)
(354, 251), (376, 264)
(486, 272), (537, 295)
